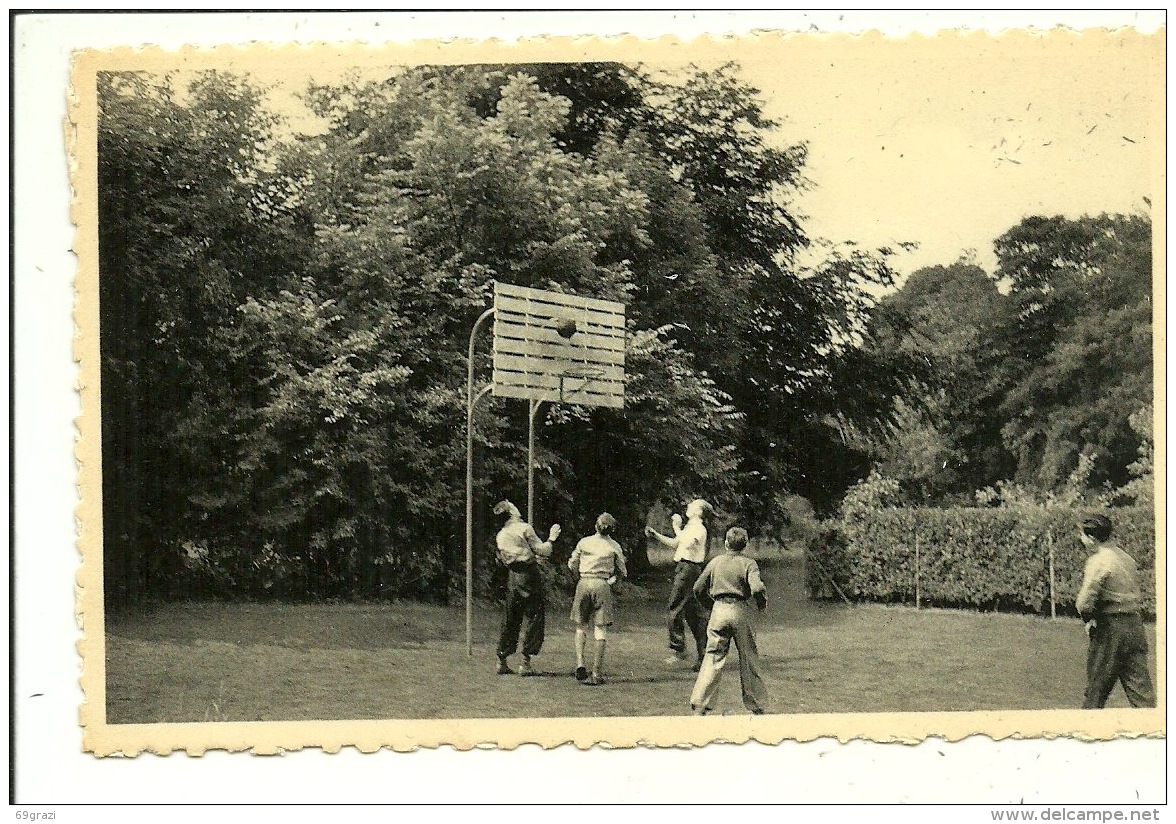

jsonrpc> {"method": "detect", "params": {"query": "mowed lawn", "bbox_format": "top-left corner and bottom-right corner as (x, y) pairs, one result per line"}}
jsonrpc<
(105, 547), (1156, 724)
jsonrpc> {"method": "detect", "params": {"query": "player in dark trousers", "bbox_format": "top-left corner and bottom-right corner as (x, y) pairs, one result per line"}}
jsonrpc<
(493, 500), (560, 677)
(646, 498), (713, 671)
(568, 512), (628, 686)
(1076, 514), (1155, 708)
(689, 527), (768, 715)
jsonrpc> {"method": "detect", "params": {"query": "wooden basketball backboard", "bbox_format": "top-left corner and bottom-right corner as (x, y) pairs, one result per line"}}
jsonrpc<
(492, 282), (626, 409)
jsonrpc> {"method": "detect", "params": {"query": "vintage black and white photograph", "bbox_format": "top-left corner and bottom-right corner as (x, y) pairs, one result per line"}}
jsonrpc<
(57, 15), (1163, 763)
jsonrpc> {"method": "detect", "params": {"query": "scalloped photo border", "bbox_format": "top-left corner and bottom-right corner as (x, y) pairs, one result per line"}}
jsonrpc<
(70, 28), (1166, 757)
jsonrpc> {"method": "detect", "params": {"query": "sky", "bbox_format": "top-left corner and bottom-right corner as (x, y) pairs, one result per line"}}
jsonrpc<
(242, 18), (1163, 281)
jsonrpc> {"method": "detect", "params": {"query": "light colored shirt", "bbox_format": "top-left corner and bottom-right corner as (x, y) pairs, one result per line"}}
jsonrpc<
(672, 518), (708, 564)
(1076, 544), (1144, 619)
(694, 552), (765, 601)
(569, 534), (627, 579)
(496, 520), (552, 566)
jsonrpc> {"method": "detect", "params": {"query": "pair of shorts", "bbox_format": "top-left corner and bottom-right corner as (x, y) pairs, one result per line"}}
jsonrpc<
(571, 577), (614, 627)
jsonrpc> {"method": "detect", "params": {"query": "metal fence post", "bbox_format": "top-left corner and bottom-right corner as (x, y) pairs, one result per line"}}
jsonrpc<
(915, 533), (921, 609)
(1047, 529), (1056, 619)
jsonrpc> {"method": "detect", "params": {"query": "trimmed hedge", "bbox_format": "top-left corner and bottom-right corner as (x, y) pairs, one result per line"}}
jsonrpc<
(806, 507), (1156, 617)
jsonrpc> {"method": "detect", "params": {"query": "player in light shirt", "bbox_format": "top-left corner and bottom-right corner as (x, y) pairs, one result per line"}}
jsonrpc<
(646, 498), (714, 670)
(493, 500), (560, 676)
(568, 512), (628, 686)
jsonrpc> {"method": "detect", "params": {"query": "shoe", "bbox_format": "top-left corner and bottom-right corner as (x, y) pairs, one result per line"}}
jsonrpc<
(496, 657), (513, 676)
(691, 704), (709, 716)
(518, 659), (537, 677)
(663, 652), (687, 665)
(582, 673), (604, 686)
(574, 666), (588, 682)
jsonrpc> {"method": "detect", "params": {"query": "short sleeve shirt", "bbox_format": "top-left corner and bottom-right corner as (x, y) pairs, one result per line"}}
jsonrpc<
(570, 534), (627, 579)
(496, 520), (549, 566)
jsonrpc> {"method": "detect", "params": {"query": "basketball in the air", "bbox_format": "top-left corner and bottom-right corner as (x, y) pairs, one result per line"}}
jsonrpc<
(556, 319), (578, 339)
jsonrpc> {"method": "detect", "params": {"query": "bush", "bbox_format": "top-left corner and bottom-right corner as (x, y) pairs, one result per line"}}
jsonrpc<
(807, 506), (1155, 617)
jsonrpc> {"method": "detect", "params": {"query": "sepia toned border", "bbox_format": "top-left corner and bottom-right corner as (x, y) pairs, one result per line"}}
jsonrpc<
(68, 27), (1165, 759)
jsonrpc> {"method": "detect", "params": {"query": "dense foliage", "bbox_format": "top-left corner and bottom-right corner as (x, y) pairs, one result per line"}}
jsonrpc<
(99, 64), (907, 606)
(98, 71), (312, 604)
(845, 212), (1154, 508)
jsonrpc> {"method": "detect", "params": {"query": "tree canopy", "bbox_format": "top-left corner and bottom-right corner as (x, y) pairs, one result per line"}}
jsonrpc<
(846, 214), (1153, 509)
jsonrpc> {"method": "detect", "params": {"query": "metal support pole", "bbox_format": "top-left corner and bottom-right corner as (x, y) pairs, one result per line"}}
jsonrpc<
(465, 308), (495, 657)
(527, 398), (546, 524)
(914, 534), (921, 610)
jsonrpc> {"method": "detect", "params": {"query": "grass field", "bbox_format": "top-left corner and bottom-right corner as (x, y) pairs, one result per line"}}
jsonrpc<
(105, 546), (1156, 723)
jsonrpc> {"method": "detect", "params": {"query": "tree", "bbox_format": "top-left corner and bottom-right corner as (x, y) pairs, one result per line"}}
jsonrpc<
(992, 213), (1152, 491)
(274, 70), (743, 589)
(510, 62), (905, 520)
(853, 214), (1154, 506)
(834, 260), (1013, 504)
(846, 211), (1153, 508)
(304, 62), (890, 539)
(97, 71), (309, 606)
(1107, 404), (1155, 506)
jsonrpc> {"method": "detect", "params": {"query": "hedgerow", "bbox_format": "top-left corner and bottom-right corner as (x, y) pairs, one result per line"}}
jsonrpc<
(806, 507), (1156, 617)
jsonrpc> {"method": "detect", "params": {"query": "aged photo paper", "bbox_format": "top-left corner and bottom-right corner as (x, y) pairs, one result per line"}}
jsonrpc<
(61, 17), (1164, 772)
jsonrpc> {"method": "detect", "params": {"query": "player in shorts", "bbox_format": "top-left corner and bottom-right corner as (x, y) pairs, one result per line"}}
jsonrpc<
(568, 512), (628, 686)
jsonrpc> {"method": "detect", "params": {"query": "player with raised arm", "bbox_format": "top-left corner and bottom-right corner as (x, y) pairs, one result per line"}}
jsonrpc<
(493, 500), (560, 676)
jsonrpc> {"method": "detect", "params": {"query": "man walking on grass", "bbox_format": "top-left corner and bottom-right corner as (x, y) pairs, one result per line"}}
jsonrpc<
(689, 526), (769, 716)
(568, 512), (627, 686)
(1076, 514), (1155, 709)
(646, 498), (713, 671)
(493, 500), (560, 677)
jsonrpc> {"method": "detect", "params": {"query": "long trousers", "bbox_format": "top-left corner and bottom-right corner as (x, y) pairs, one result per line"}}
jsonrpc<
(667, 560), (708, 663)
(497, 564), (545, 658)
(1084, 612), (1155, 709)
(690, 600), (768, 713)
